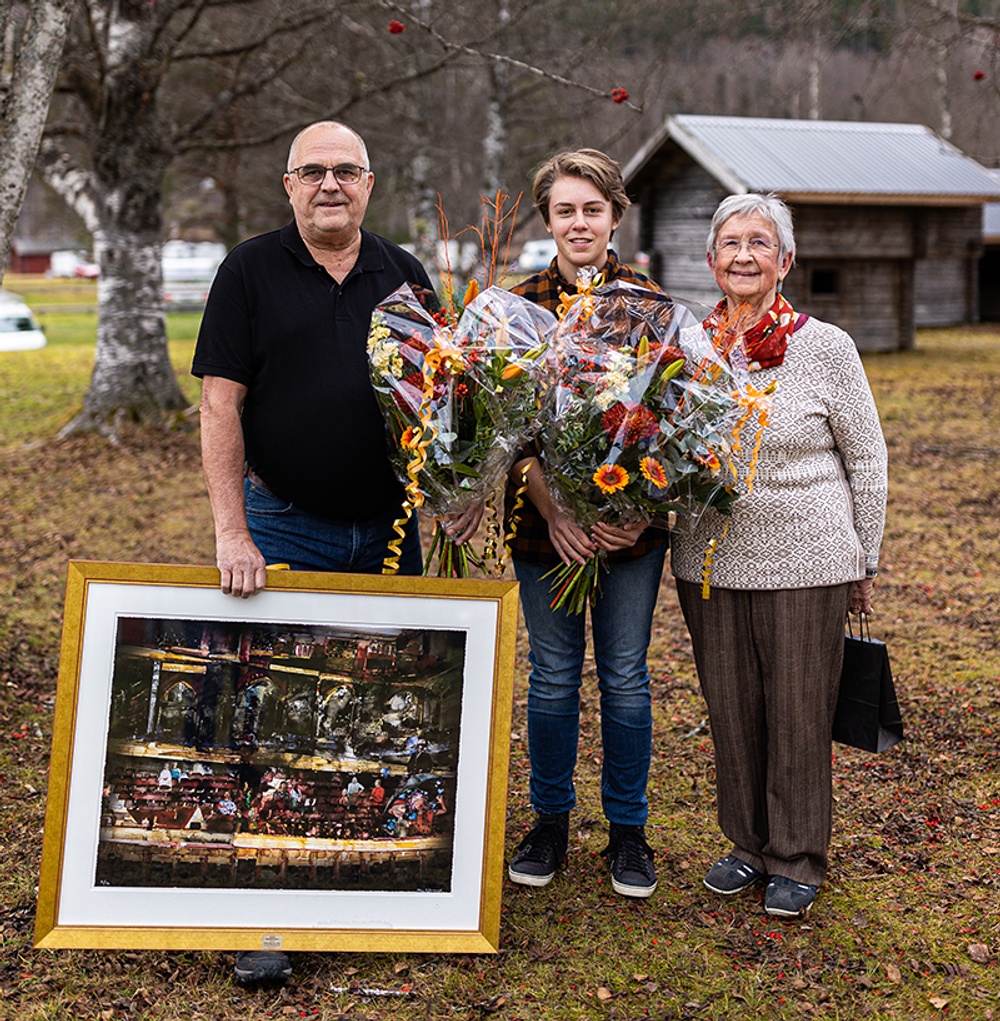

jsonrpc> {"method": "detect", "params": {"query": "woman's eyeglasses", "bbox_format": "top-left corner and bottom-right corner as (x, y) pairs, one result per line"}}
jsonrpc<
(715, 238), (779, 257)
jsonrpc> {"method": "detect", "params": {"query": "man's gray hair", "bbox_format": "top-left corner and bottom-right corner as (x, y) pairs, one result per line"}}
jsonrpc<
(286, 121), (370, 172)
(707, 193), (795, 265)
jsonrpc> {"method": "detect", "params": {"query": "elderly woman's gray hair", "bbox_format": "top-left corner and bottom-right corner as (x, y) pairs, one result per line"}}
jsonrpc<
(707, 193), (796, 265)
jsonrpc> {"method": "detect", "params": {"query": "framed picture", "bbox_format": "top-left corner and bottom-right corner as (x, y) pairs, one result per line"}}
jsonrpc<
(35, 561), (519, 954)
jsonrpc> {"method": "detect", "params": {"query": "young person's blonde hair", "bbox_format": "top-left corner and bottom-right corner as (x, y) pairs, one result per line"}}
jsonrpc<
(531, 148), (631, 225)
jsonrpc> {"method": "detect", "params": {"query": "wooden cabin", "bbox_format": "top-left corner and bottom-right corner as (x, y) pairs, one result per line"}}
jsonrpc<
(623, 115), (1000, 351)
(981, 182), (1000, 323)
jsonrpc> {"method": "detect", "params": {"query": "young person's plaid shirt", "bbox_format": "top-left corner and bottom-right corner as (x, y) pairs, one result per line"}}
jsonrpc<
(504, 250), (669, 565)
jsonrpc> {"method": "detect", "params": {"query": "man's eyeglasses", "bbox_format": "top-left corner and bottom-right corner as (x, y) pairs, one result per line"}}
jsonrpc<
(715, 237), (779, 257)
(289, 164), (370, 186)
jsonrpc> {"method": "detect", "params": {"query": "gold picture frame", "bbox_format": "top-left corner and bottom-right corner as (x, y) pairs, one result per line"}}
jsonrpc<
(36, 561), (518, 953)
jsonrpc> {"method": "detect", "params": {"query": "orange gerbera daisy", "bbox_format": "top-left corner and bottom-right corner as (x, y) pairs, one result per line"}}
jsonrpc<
(639, 456), (669, 489)
(400, 426), (421, 450)
(593, 463), (629, 495)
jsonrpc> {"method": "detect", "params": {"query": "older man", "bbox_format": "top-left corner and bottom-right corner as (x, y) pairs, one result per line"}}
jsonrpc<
(193, 120), (443, 601)
(192, 121), (437, 987)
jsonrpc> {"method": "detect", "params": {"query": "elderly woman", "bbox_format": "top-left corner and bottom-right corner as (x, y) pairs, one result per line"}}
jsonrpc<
(670, 193), (887, 917)
(504, 149), (664, 898)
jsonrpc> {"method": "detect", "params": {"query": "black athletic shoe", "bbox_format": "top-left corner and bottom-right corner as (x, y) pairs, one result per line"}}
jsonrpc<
(764, 876), (818, 917)
(602, 823), (657, 898)
(703, 853), (765, 895)
(234, 950), (293, 987)
(508, 812), (569, 887)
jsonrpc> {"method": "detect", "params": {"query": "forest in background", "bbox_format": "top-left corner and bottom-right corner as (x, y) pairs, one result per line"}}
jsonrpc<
(19, 0), (1000, 251)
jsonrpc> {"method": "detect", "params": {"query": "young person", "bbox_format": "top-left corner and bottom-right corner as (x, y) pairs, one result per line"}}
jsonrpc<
(505, 149), (666, 898)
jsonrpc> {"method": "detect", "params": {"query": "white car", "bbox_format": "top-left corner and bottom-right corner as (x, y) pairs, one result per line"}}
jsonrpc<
(514, 238), (558, 272)
(0, 293), (46, 351)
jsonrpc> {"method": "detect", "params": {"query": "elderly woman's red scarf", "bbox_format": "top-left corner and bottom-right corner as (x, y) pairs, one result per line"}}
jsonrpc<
(702, 293), (800, 370)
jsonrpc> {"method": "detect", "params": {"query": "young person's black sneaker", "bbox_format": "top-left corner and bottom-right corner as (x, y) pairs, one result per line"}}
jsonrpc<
(508, 812), (569, 887)
(601, 823), (657, 898)
(234, 950), (292, 987)
(703, 853), (765, 895)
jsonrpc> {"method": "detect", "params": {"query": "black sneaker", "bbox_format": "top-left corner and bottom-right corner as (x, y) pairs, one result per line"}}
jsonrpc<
(764, 876), (818, 918)
(508, 812), (569, 887)
(704, 853), (765, 895)
(234, 950), (293, 987)
(601, 823), (657, 898)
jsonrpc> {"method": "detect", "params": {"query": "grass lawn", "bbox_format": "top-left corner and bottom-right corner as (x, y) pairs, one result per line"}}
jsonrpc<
(0, 322), (997, 1019)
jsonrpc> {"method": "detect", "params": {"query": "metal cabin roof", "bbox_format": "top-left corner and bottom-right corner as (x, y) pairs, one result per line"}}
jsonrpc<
(624, 114), (1000, 206)
(985, 172), (1000, 241)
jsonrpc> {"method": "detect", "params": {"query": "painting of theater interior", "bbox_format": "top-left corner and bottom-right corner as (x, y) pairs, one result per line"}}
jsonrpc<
(96, 616), (466, 893)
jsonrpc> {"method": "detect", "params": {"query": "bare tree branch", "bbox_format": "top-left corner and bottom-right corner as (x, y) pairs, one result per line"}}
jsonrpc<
(378, 0), (643, 110)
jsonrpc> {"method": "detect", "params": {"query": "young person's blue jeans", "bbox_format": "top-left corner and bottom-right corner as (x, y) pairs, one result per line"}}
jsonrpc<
(244, 476), (422, 576)
(514, 543), (667, 826)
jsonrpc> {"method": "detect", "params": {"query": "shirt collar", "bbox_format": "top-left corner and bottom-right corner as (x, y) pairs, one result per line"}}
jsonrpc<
(280, 221), (383, 274)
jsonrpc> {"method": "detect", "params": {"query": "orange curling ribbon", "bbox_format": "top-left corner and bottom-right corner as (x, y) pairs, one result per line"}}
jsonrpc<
(555, 271), (604, 322)
(729, 380), (777, 495)
(382, 375), (439, 574)
(501, 460), (533, 571)
(700, 518), (730, 600)
(480, 497), (503, 576)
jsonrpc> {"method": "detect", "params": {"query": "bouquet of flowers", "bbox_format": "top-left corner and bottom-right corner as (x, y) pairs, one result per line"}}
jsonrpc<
(368, 282), (555, 575)
(537, 272), (767, 612)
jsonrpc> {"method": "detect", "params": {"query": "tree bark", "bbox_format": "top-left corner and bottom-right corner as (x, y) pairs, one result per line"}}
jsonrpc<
(40, 3), (189, 436)
(0, 0), (74, 275)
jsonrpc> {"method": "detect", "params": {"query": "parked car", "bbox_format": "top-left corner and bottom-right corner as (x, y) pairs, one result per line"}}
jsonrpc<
(514, 238), (558, 272)
(0, 292), (46, 351)
(162, 240), (226, 309)
(49, 249), (98, 279)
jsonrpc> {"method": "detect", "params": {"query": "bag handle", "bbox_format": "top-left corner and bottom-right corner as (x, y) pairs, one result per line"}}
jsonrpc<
(846, 610), (872, 641)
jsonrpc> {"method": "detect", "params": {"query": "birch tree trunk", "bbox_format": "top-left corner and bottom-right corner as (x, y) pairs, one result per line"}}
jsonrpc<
(0, 0), (74, 275)
(482, 0), (510, 196)
(40, 2), (188, 436)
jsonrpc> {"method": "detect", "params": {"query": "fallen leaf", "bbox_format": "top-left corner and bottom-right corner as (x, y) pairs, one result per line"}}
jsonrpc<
(632, 973), (648, 982)
(885, 962), (902, 984)
(393, 961), (410, 975)
(969, 943), (991, 964)
(930, 995), (950, 1009)
(597, 987), (614, 1002)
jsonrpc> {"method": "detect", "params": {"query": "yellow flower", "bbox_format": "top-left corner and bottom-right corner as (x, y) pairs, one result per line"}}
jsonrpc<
(639, 457), (669, 489)
(593, 463), (629, 495)
(367, 314), (391, 353)
(400, 426), (421, 450)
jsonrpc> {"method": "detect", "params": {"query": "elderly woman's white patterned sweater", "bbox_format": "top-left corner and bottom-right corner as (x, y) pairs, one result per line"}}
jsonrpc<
(670, 316), (888, 590)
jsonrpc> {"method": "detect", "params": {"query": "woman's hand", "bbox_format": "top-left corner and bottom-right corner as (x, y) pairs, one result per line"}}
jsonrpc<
(591, 520), (645, 552)
(547, 511), (597, 565)
(849, 578), (874, 615)
(441, 502), (484, 545)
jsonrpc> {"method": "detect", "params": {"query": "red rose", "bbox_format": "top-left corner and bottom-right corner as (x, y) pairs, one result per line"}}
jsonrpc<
(973, 69), (986, 81)
(388, 20), (405, 34)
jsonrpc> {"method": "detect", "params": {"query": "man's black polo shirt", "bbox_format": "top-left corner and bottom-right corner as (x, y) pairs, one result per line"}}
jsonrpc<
(192, 222), (435, 520)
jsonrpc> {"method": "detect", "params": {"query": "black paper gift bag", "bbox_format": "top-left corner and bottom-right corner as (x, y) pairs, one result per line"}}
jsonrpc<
(832, 614), (904, 753)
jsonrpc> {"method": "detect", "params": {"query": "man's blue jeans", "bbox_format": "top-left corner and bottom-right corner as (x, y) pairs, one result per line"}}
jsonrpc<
(514, 543), (666, 826)
(244, 477), (422, 576)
